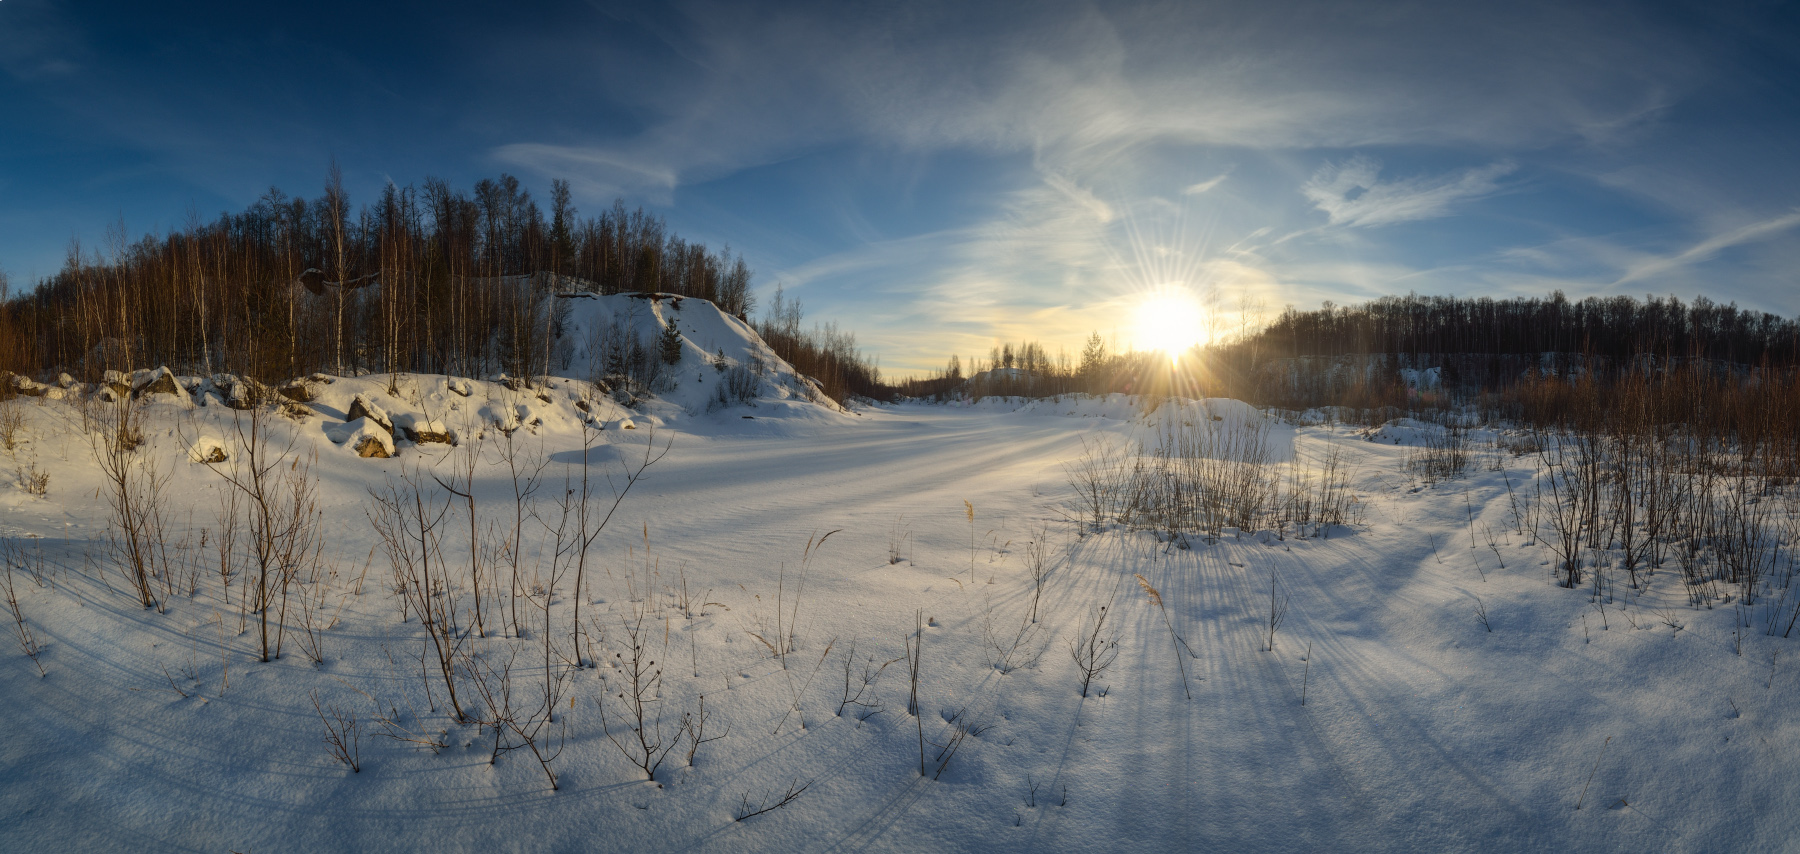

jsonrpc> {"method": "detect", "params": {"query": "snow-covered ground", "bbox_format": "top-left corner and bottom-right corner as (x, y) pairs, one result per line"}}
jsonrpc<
(1, 388), (1796, 852)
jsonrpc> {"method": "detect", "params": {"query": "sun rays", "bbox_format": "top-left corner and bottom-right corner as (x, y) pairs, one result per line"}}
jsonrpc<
(1133, 287), (1209, 363)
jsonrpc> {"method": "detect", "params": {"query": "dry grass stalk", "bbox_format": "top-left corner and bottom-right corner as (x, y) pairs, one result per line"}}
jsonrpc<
(1136, 574), (1193, 699)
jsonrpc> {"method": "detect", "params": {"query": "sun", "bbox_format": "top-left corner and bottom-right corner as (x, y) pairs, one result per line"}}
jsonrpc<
(1133, 288), (1207, 362)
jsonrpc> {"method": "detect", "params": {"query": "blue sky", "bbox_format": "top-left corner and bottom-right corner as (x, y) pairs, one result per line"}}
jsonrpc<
(3, 0), (1798, 373)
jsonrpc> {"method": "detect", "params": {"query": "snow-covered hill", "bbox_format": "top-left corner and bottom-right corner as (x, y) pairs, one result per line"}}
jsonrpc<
(550, 291), (845, 425)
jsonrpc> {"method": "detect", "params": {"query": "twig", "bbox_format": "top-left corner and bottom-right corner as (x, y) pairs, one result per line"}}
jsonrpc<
(735, 778), (812, 821)
(1300, 641), (1312, 705)
(1575, 735), (1612, 810)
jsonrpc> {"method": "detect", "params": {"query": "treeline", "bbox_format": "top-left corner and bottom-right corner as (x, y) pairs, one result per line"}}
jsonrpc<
(891, 339), (1088, 400)
(1227, 291), (1800, 366)
(754, 287), (883, 403)
(0, 168), (758, 383)
(895, 332), (1256, 404)
(1201, 291), (1800, 415)
(891, 292), (1800, 423)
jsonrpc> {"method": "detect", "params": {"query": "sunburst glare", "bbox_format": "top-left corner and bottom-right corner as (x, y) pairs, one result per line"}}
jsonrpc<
(1133, 287), (1208, 362)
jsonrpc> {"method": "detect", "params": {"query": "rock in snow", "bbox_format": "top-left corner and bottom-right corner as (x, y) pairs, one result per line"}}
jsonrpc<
(325, 416), (395, 458)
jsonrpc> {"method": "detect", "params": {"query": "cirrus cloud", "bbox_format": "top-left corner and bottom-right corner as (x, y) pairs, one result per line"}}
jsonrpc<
(1302, 156), (1518, 228)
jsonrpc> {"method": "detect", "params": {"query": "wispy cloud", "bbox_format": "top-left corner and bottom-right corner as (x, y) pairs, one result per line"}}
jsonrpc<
(1302, 157), (1516, 228)
(461, 1), (1787, 367)
(495, 1), (1694, 202)
(0, 3), (88, 80)
(1612, 210), (1800, 286)
(1182, 172), (1231, 196)
(491, 143), (680, 201)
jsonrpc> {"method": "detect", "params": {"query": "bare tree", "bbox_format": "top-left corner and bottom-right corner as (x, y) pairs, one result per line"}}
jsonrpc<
(324, 161), (352, 375)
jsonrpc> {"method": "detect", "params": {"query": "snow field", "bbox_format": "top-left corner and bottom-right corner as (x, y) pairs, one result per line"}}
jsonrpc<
(0, 392), (1797, 853)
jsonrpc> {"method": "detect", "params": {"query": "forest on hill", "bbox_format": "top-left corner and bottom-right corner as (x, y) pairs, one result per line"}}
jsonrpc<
(0, 169), (883, 404)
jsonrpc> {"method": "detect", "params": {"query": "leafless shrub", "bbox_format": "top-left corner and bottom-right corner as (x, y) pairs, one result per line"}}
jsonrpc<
(1064, 435), (1127, 533)
(1110, 407), (1276, 540)
(1265, 567), (1290, 652)
(1657, 608), (1684, 636)
(311, 690), (362, 772)
(734, 778), (812, 821)
(13, 458), (48, 497)
(292, 561), (344, 666)
(679, 694), (726, 766)
(981, 597), (1046, 676)
(465, 644), (567, 791)
(1277, 443), (1361, 538)
(1168, 410), (1275, 536)
(90, 395), (168, 611)
(1501, 468), (1529, 538)
(369, 472), (468, 720)
(1537, 433), (1593, 589)
(492, 429), (548, 638)
(597, 604), (677, 782)
(0, 400), (23, 451)
(161, 662), (190, 698)
(930, 708), (985, 780)
(1406, 421), (1468, 483)
(1069, 600), (1119, 698)
(434, 432), (492, 638)
(1473, 595), (1492, 632)
(1606, 410), (1650, 589)
(368, 703), (450, 754)
(198, 408), (323, 661)
(544, 423), (668, 662)
(2, 544), (46, 676)
(214, 487), (240, 607)
(1481, 523), (1505, 570)
(1496, 432), (1542, 457)
(1717, 453), (1777, 607)
(837, 637), (900, 720)
(2, 537), (50, 589)
(1024, 526), (1052, 623)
